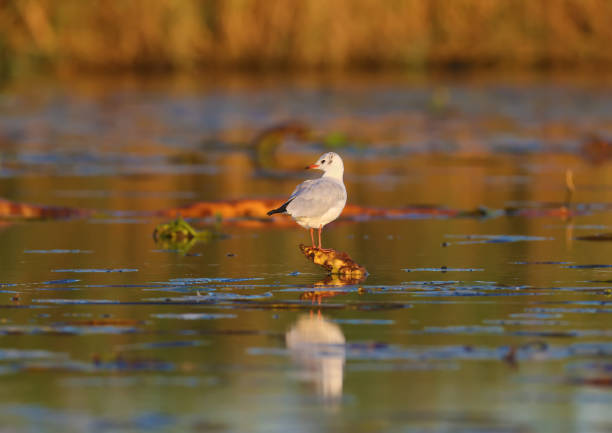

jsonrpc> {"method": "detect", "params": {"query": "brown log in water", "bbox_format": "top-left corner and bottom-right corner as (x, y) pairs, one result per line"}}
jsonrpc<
(299, 244), (367, 277)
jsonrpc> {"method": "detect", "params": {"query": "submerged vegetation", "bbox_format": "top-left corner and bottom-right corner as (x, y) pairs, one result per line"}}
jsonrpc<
(153, 216), (215, 254)
(2, 0), (612, 74)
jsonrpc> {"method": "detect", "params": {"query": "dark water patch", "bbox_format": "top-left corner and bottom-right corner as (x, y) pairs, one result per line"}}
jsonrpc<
(333, 319), (395, 325)
(483, 319), (568, 326)
(412, 291), (541, 297)
(0, 348), (64, 360)
(91, 412), (176, 431)
(24, 249), (93, 254)
(566, 361), (612, 381)
(251, 341), (612, 363)
(549, 224), (610, 230)
(554, 300), (612, 306)
(218, 300), (412, 312)
(0, 404), (176, 431)
(145, 292), (273, 302)
(512, 261), (572, 265)
(420, 326), (505, 335)
(88, 218), (149, 224)
(575, 233), (612, 242)
(37, 287), (81, 291)
(52, 318), (143, 327)
(44, 279), (80, 285)
(52, 268), (139, 273)
(30, 299), (238, 306)
(166, 277), (264, 285)
(566, 264), (612, 269)
(32, 357), (174, 373)
(151, 249), (202, 257)
(408, 300), (501, 305)
(151, 313), (236, 320)
(526, 307), (612, 314)
(187, 328), (281, 338)
(0, 304), (49, 310)
(116, 340), (206, 351)
(514, 329), (612, 338)
(277, 287), (353, 293)
(0, 325), (139, 335)
(509, 313), (563, 319)
(387, 414), (527, 433)
(418, 324), (608, 338)
(61, 376), (214, 388)
(512, 389), (612, 405)
(33, 299), (120, 305)
(347, 362), (459, 371)
(444, 234), (552, 245)
(403, 267), (483, 272)
(510, 331), (580, 338)
(410, 281), (460, 285)
(542, 286), (612, 292)
(141, 287), (210, 295)
(85, 284), (175, 289)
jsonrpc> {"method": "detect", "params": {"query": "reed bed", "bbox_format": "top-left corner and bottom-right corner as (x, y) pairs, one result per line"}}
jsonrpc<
(1, 0), (612, 72)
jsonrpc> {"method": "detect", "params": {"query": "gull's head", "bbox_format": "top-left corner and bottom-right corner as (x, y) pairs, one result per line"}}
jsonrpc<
(305, 152), (344, 179)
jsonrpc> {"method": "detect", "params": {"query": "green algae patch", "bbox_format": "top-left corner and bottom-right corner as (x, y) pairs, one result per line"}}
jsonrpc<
(153, 216), (214, 254)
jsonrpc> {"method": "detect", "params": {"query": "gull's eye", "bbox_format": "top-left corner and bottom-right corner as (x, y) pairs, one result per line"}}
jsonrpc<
(321, 159), (326, 164)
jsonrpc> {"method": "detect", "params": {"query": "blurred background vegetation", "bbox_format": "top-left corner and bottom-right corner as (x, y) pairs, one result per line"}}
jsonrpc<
(1, 0), (612, 76)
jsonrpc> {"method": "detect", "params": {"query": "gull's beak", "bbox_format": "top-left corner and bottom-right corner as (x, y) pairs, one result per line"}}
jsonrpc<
(305, 163), (319, 170)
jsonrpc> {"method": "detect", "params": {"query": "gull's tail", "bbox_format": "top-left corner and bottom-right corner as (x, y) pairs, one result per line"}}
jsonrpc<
(267, 199), (293, 216)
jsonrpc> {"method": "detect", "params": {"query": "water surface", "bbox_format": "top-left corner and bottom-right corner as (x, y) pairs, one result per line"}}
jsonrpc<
(0, 73), (611, 433)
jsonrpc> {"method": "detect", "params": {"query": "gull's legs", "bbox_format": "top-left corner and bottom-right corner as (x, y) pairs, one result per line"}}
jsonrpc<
(318, 225), (333, 252)
(310, 228), (315, 248)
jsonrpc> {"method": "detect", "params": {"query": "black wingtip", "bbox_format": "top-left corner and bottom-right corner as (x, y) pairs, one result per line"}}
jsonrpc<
(267, 198), (293, 217)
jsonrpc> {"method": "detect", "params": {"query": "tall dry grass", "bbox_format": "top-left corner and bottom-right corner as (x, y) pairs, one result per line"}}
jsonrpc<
(1, 0), (612, 73)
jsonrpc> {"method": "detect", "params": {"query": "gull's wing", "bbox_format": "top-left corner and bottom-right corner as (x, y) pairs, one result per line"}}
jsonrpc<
(286, 178), (346, 218)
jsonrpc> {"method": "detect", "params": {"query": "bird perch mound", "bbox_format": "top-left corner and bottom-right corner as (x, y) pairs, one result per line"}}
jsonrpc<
(299, 245), (367, 277)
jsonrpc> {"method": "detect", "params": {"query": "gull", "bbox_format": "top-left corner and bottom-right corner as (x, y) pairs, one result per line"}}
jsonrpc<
(267, 152), (347, 251)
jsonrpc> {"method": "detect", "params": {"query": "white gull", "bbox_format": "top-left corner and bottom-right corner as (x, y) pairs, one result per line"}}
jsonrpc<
(267, 152), (347, 250)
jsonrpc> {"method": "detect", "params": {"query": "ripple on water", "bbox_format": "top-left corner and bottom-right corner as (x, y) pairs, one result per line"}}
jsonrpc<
(24, 250), (93, 254)
(44, 279), (80, 285)
(33, 299), (120, 305)
(250, 341), (612, 362)
(145, 292), (273, 302)
(333, 319), (395, 325)
(116, 341), (206, 351)
(166, 277), (264, 285)
(151, 313), (236, 320)
(403, 267), (484, 272)
(52, 269), (139, 273)
(444, 234), (553, 245)
(0, 325), (139, 335)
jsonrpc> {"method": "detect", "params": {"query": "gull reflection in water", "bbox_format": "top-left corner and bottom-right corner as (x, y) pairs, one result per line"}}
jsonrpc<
(285, 314), (346, 402)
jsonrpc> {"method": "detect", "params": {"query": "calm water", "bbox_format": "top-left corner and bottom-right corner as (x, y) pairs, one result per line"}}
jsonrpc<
(0, 73), (611, 433)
